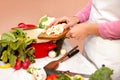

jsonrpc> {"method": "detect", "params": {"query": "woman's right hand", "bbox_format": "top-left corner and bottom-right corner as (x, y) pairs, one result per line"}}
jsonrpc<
(48, 16), (80, 29)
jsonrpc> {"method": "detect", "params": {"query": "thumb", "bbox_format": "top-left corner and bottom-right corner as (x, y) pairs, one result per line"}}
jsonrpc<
(64, 22), (73, 29)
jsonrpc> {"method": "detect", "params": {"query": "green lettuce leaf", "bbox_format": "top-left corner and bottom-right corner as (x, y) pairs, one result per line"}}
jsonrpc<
(37, 15), (48, 29)
(89, 65), (113, 80)
(8, 54), (17, 66)
(1, 50), (8, 62)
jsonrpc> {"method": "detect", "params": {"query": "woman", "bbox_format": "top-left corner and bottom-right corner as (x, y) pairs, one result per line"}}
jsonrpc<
(50, 0), (120, 79)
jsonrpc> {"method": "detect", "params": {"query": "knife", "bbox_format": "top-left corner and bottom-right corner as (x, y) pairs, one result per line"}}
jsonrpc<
(60, 49), (79, 63)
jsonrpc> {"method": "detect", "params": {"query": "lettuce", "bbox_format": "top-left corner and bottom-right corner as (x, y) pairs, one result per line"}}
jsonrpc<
(37, 15), (48, 29)
(0, 28), (36, 66)
(89, 65), (113, 80)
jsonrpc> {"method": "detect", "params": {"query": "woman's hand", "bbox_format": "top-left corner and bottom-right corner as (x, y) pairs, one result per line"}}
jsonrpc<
(66, 23), (99, 40)
(48, 16), (80, 29)
(66, 22), (99, 53)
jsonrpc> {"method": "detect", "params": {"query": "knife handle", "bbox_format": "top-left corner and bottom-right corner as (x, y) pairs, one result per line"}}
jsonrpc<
(68, 49), (79, 58)
(57, 46), (78, 62)
(67, 45), (78, 54)
(60, 49), (79, 63)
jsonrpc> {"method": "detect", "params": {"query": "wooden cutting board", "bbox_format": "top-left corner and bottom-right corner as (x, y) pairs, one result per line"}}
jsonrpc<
(38, 29), (69, 40)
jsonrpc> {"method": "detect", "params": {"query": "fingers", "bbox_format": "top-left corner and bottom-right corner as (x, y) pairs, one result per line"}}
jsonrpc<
(66, 30), (74, 38)
(47, 19), (56, 28)
(54, 16), (70, 25)
(64, 23), (72, 29)
(66, 30), (80, 40)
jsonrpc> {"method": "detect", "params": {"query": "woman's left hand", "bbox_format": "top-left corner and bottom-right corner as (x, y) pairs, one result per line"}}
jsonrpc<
(66, 23), (99, 40)
(66, 22), (99, 53)
(66, 23), (88, 40)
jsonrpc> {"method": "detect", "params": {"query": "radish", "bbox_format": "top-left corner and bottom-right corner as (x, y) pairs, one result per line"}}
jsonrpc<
(14, 60), (22, 70)
(24, 58), (31, 65)
(22, 58), (31, 69)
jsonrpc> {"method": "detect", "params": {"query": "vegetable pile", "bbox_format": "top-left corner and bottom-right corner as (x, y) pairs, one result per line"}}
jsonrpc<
(0, 28), (36, 70)
(46, 73), (84, 80)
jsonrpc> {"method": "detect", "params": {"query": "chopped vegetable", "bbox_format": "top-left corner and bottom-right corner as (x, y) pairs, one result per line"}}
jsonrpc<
(45, 69), (84, 80)
(27, 67), (45, 80)
(45, 23), (66, 36)
(33, 70), (44, 80)
(89, 65), (113, 80)
(46, 74), (58, 80)
(27, 67), (40, 74)
(55, 74), (84, 80)
(72, 75), (84, 80)
(56, 74), (71, 80)
(48, 50), (57, 58)
(60, 48), (67, 55)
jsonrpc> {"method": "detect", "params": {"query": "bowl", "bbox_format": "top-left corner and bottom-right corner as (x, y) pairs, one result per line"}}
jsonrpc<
(31, 41), (56, 58)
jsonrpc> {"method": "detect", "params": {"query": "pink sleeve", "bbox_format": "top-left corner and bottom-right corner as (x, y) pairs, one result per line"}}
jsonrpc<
(98, 21), (120, 39)
(75, 0), (92, 22)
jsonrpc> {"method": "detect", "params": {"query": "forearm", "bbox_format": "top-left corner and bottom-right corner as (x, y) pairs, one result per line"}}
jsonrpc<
(75, 0), (92, 22)
(85, 23), (99, 36)
(98, 21), (120, 39)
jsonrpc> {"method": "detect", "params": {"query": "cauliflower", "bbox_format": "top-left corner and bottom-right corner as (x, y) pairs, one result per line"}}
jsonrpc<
(46, 23), (66, 35)
(38, 15), (55, 29)
(42, 17), (55, 26)
(52, 23), (65, 35)
(32, 70), (44, 80)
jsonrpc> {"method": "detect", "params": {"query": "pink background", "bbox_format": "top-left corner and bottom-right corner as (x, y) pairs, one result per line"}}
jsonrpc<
(0, 0), (88, 34)
(0, 0), (89, 51)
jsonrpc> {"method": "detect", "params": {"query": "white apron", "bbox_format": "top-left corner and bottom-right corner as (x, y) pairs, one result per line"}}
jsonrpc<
(84, 0), (120, 80)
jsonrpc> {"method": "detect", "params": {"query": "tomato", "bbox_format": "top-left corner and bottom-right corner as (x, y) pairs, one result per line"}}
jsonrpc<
(46, 74), (58, 80)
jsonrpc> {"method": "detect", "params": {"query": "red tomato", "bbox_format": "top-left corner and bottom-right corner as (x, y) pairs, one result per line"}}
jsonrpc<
(46, 74), (58, 80)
